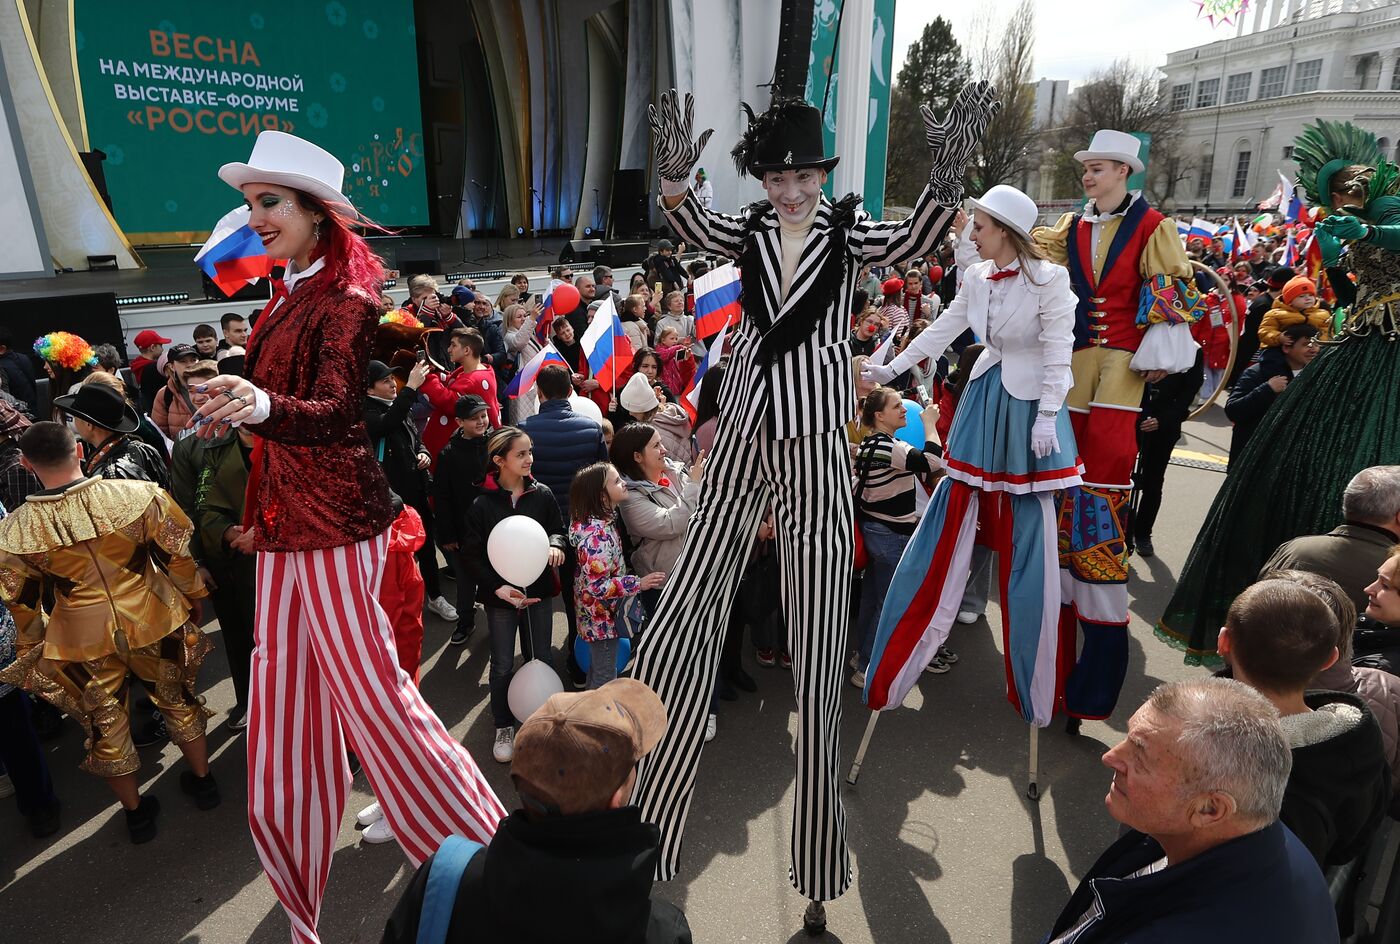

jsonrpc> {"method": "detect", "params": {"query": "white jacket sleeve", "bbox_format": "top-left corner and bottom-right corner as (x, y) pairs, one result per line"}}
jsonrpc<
(1035, 266), (1076, 413)
(885, 275), (974, 376)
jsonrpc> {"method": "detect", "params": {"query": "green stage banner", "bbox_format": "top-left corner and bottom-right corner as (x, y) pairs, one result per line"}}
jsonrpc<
(74, 0), (426, 239)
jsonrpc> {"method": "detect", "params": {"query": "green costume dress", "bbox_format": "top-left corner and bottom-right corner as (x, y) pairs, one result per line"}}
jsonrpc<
(1157, 122), (1400, 663)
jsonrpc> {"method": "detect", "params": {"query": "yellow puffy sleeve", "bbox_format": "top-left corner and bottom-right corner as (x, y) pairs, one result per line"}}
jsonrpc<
(1140, 217), (1194, 281)
(1031, 212), (1076, 267)
(0, 552), (47, 652)
(147, 490), (207, 601)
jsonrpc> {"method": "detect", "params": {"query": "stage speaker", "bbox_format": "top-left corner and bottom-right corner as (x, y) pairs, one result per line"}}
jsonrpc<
(558, 239), (602, 264)
(610, 169), (648, 238)
(594, 241), (650, 267)
(0, 291), (124, 360)
(202, 272), (273, 302)
(80, 149), (113, 213)
(396, 247), (442, 277)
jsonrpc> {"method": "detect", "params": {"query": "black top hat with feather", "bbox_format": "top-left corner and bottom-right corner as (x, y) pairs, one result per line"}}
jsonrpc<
(732, 98), (840, 180)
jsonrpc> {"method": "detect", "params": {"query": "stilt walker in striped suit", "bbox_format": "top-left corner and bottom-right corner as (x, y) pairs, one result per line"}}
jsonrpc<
(1030, 131), (1202, 724)
(630, 86), (998, 925)
(192, 131), (505, 944)
(862, 186), (1083, 727)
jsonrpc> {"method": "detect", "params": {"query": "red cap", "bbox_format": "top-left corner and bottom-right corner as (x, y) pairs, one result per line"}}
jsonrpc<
(133, 329), (172, 348)
(881, 277), (904, 297)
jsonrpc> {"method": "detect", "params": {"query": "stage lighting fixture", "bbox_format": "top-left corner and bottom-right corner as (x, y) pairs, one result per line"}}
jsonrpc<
(115, 292), (190, 307)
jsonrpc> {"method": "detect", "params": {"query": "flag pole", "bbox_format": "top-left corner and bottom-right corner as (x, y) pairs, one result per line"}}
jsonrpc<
(1027, 724), (1041, 801)
(846, 711), (881, 785)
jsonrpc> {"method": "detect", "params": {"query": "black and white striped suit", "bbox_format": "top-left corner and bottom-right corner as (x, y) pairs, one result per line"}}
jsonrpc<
(631, 186), (955, 901)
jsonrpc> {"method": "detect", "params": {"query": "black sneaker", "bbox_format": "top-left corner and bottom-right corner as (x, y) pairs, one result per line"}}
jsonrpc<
(28, 798), (61, 838)
(132, 714), (168, 748)
(125, 795), (160, 844)
(1137, 535), (1156, 558)
(227, 705), (248, 731)
(449, 625), (472, 646)
(180, 770), (222, 811)
(347, 751), (362, 779)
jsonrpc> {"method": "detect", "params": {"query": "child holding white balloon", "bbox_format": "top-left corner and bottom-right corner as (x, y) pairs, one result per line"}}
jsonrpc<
(568, 462), (667, 690)
(462, 427), (568, 763)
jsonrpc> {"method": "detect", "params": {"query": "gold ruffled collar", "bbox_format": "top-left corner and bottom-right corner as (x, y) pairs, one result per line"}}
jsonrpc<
(0, 476), (158, 555)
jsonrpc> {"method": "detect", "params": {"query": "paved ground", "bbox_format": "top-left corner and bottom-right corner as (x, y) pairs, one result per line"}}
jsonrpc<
(0, 412), (1238, 943)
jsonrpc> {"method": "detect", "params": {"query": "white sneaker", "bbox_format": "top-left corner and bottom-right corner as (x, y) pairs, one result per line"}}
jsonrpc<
(362, 817), (395, 844)
(955, 611), (979, 624)
(850, 669), (866, 689)
(493, 726), (515, 763)
(356, 800), (384, 827)
(427, 596), (459, 621)
(704, 714), (717, 743)
(0, 773), (12, 799)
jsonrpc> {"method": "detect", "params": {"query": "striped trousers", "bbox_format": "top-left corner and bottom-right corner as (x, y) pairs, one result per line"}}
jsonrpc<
(630, 420), (853, 901)
(248, 531), (506, 944)
(864, 479), (1060, 725)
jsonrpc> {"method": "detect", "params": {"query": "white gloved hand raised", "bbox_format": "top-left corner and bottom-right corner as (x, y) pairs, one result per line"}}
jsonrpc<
(862, 361), (898, 386)
(1030, 413), (1059, 459)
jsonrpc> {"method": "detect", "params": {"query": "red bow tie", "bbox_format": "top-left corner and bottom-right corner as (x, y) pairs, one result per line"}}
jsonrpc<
(988, 268), (1020, 282)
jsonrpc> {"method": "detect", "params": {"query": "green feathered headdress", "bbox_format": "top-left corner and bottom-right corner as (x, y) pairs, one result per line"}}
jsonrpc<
(1292, 120), (1384, 205)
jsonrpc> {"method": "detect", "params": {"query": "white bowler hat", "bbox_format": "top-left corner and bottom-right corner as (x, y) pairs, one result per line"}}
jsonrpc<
(1074, 129), (1145, 175)
(619, 372), (660, 414)
(218, 130), (353, 211)
(967, 185), (1039, 240)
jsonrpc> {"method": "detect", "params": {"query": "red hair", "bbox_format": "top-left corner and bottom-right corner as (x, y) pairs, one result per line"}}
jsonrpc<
(297, 193), (391, 297)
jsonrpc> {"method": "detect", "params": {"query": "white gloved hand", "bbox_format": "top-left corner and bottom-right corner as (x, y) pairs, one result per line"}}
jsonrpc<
(1030, 413), (1059, 459)
(862, 361), (898, 385)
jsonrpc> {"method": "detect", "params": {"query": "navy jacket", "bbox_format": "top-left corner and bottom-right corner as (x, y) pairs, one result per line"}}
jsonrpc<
(1224, 346), (1294, 460)
(1041, 822), (1337, 944)
(517, 399), (607, 522)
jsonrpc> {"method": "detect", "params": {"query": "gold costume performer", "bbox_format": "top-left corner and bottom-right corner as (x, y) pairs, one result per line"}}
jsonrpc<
(0, 476), (211, 778)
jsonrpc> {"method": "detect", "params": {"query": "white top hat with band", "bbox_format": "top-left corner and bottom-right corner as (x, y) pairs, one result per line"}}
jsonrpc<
(619, 372), (660, 413)
(219, 130), (353, 211)
(1073, 129), (1145, 175)
(967, 185), (1039, 240)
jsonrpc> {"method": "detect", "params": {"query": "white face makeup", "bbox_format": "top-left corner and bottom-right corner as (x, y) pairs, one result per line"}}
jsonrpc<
(763, 168), (827, 225)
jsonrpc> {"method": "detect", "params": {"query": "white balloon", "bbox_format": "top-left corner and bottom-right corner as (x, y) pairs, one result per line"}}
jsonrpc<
(508, 659), (563, 723)
(567, 394), (603, 423)
(487, 516), (551, 587)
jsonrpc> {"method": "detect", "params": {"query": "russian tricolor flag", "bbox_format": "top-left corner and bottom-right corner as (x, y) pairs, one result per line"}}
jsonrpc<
(195, 206), (278, 297)
(534, 280), (565, 346)
(505, 342), (568, 398)
(580, 296), (632, 393)
(693, 262), (742, 339)
(682, 321), (728, 423)
(1279, 172), (1304, 223)
(1282, 230), (1297, 267)
(1186, 218), (1215, 241)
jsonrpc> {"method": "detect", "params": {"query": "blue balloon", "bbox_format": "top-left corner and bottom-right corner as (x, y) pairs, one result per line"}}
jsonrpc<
(894, 399), (924, 447)
(573, 634), (632, 673)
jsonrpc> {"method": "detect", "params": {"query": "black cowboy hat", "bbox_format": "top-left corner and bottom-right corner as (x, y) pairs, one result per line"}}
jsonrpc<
(732, 98), (840, 180)
(53, 383), (139, 434)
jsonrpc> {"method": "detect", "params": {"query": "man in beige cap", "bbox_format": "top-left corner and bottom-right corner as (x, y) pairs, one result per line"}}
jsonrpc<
(381, 678), (691, 944)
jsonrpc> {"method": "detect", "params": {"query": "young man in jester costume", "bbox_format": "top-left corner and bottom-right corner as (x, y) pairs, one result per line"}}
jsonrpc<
(1031, 130), (1202, 723)
(1159, 120), (1400, 663)
(628, 83), (999, 929)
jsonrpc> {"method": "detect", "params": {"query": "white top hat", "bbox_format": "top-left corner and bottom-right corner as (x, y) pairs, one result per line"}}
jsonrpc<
(967, 185), (1039, 240)
(1074, 129), (1145, 175)
(218, 130), (353, 211)
(619, 372), (660, 413)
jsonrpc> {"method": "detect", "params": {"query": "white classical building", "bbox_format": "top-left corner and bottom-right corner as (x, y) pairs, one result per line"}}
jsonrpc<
(1162, 0), (1400, 214)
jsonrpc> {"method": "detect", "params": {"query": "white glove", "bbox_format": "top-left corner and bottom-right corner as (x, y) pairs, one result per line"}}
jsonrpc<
(1030, 413), (1059, 459)
(862, 361), (898, 385)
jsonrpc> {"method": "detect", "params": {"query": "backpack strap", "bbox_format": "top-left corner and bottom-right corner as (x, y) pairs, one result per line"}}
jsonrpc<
(415, 835), (485, 944)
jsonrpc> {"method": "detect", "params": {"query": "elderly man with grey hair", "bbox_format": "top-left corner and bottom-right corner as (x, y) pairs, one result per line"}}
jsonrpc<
(1041, 677), (1338, 944)
(1262, 465), (1400, 612)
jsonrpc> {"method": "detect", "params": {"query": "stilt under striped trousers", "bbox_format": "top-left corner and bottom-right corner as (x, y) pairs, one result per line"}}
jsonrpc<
(630, 421), (854, 901)
(247, 531), (506, 944)
(864, 477), (1061, 725)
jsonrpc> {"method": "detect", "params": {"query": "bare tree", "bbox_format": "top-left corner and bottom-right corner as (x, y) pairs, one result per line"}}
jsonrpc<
(1055, 58), (1185, 203)
(964, 0), (1038, 191)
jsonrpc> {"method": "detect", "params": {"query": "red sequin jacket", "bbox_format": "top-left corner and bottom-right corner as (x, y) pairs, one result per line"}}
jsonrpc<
(244, 270), (394, 551)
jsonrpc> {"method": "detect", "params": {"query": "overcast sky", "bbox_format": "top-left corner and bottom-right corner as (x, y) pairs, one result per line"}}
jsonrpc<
(891, 0), (1238, 86)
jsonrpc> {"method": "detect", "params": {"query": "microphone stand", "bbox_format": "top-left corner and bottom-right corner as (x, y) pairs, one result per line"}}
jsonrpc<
(458, 185), (478, 265)
(530, 188), (550, 256)
(470, 180), (505, 262)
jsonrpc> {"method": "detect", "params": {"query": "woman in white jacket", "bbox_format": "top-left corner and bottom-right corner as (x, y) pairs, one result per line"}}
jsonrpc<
(860, 185), (1083, 726)
(502, 301), (541, 423)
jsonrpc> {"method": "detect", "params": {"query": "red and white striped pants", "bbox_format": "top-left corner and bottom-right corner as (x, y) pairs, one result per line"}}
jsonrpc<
(247, 531), (505, 944)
